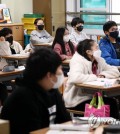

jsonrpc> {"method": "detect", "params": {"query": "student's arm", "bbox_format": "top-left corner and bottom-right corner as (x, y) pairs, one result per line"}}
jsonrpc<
(83, 32), (90, 39)
(99, 57), (120, 78)
(53, 43), (71, 60)
(45, 30), (54, 43)
(70, 34), (78, 45)
(30, 30), (53, 44)
(100, 43), (120, 66)
(55, 90), (71, 124)
(16, 42), (23, 54)
(69, 59), (97, 83)
(0, 41), (11, 55)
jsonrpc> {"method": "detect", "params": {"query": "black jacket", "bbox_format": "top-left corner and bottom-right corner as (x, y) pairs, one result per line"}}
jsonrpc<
(1, 80), (71, 134)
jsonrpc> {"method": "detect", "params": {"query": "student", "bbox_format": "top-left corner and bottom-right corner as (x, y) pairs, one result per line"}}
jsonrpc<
(52, 27), (75, 60)
(0, 83), (8, 112)
(30, 18), (53, 45)
(1, 48), (71, 134)
(63, 39), (120, 119)
(70, 17), (89, 45)
(0, 28), (23, 54)
(99, 21), (120, 66)
(0, 36), (12, 70)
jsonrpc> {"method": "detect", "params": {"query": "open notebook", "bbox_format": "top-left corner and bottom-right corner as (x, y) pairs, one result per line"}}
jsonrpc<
(83, 78), (120, 87)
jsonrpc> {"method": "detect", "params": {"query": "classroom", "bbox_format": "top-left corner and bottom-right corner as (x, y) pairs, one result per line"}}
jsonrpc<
(0, 0), (120, 134)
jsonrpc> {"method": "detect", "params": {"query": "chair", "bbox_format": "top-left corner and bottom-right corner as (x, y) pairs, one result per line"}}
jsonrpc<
(59, 77), (84, 117)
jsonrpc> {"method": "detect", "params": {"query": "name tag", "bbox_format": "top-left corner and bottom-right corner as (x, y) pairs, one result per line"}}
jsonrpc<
(48, 105), (56, 115)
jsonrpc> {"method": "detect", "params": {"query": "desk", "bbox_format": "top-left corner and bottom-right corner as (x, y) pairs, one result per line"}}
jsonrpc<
(0, 69), (24, 82)
(62, 59), (70, 76)
(33, 43), (52, 48)
(75, 83), (120, 97)
(62, 59), (70, 66)
(1, 54), (28, 67)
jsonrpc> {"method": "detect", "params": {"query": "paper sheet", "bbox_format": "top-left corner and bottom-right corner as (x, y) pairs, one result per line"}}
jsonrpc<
(46, 130), (89, 134)
(49, 124), (90, 131)
(84, 78), (119, 87)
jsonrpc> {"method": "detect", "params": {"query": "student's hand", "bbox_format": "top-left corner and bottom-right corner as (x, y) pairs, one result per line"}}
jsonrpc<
(97, 75), (105, 78)
(66, 56), (72, 60)
(25, 49), (32, 53)
(0, 36), (5, 41)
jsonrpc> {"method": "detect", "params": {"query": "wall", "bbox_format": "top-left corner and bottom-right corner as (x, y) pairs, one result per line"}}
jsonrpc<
(1, 0), (33, 23)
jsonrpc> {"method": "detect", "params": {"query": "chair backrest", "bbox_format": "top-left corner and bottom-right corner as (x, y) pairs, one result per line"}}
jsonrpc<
(58, 77), (68, 94)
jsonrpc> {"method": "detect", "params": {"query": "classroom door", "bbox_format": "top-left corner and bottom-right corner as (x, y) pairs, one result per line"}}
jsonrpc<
(51, 0), (66, 36)
(33, 0), (52, 35)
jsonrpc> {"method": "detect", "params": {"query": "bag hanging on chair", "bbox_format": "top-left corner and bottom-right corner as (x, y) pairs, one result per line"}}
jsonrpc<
(84, 92), (110, 117)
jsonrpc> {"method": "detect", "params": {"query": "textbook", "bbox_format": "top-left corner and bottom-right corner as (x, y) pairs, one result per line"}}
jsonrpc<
(84, 78), (120, 87)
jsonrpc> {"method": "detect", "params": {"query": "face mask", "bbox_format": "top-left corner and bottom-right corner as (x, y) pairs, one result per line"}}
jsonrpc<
(76, 26), (83, 32)
(93, 50), (101, 57)
(6, 36), (13, 45)
(63, 35), (70, 42)
(109, 31), (119, 39)
(51, 73), (64, 89)
(37, 25), (44, 30)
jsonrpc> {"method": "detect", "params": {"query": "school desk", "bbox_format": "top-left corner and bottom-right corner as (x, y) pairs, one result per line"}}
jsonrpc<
(75, 83), (120, 97)
(33, 43), (52, 48)
(1, 54), (28, 67)
(0, 68), (24, 82)
(62, 59), (71, 66)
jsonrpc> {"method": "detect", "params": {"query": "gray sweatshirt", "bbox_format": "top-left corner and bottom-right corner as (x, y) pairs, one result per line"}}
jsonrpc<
(30, 30), (53, 45)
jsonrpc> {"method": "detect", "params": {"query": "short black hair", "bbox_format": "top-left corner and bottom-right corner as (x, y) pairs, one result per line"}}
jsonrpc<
(23, 48), (62, 84)
(77, 39), (95, 61)
(71, 17), (84, 27)
(103, 21), (117, 32)
(0, 28), (12, 37)
(34, 18), (44, 25)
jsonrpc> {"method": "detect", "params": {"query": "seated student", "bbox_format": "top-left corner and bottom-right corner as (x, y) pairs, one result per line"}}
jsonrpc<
(63, 39), (120, 119)
(0, 83), (8, 112)
(30, 18), (53, 45)
(0, 36), (12, 70)
(52, 27), (75, 60)
(99, 21), (120, 66)
(24, 43), (34, 53)
(70, 17), (89, 45)
(1, 48), (71, 134)
(0, 28), (23, 54)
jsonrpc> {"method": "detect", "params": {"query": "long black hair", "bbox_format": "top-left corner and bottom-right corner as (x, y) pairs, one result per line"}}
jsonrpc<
(77, 39), (95, 61)
(52, 27), (75, 55)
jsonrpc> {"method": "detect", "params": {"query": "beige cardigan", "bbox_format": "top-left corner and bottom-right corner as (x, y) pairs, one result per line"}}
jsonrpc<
(63, 52), (120, 108)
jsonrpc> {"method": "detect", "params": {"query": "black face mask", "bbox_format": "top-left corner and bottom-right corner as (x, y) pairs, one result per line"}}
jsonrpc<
(37, 25), (44, 30)
(109, 31), (119, 39)
(6, 36), (13, 45)
(76, 26), (83, 32)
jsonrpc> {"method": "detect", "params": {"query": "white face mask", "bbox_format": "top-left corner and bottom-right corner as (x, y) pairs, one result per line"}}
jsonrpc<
(51, 73), (64, 89)
(63, 35), (70, 43)
(93, 50), (101, 57)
